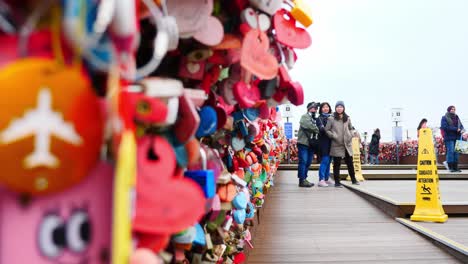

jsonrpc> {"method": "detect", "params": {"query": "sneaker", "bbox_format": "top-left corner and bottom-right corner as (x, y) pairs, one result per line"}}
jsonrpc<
(352, 181), (360, 185)
(325, 179), (335, 185)
(318, 180), (328, 187)
(299, 179), (314, 188)
(334, 183), (343, 188)
(443, 161), (449, 171)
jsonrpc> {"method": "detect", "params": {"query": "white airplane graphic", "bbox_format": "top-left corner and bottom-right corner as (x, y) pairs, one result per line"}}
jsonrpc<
(0, 88), (83, 169)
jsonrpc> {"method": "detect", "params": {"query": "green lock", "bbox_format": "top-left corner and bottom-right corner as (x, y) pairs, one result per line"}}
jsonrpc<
(207, 210), (227, 232)
(260, 169), (267, 183)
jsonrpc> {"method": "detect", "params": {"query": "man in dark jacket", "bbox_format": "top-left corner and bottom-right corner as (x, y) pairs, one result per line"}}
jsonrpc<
(368, 129), (381, 165)
(441, 105), (465, 172)
(297, 102), (320, 187)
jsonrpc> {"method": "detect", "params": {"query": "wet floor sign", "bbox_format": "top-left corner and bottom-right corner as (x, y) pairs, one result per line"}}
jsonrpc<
(410, 128), (447, 223)
(347, 137), (365, 181)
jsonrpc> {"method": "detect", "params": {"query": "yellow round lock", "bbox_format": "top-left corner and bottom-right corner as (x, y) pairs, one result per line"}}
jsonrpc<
(0, 58), (104, 195)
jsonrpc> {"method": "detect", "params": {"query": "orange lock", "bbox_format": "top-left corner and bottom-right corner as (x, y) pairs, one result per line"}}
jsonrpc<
(0, 58), (104, 195)
(218, 182), (237, 202)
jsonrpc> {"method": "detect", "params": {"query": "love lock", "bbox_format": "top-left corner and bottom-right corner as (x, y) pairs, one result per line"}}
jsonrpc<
(240, 29), (278, 80)
(274, 9), (312, 49)
(272, 42), (304, 106)
(287, 0), (314, 27)
(131, 77), (184, 126)
(185, 147), (216, 198)
(248, 0), (283, 15)
(240, 7), (271, 32)
(179, 56), (206, 80)
(195, 106), (218, 138)
(173, 94), (200, 144)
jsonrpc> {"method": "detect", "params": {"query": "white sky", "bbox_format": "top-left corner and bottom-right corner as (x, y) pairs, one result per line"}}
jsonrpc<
(285, 0), (468, 142)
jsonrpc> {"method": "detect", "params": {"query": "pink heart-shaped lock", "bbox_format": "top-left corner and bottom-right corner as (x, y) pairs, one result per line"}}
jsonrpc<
(287, 81), (304, 106)
(241, 29), (279, 80)
(193, 16), (224, 46)
(274, 9), (312, 49)
(233, 81), (261, 109)
(167, 0), (213, 37)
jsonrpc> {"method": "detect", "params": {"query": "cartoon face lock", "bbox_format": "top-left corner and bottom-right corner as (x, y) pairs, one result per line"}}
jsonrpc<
(0, 162), (113, 264)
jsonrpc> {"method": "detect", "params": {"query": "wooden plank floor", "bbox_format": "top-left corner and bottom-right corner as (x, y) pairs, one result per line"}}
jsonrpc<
(349, 181), (468, 204)
(246, 170), (460, 263)
(417, 218), (468, 248)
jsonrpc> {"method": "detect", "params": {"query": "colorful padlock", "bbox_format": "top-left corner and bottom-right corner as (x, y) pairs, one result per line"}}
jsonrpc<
(184, 147), (216, 198)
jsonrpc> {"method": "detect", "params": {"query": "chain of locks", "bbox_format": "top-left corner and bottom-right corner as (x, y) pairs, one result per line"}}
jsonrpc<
(0, 0), (313, 263)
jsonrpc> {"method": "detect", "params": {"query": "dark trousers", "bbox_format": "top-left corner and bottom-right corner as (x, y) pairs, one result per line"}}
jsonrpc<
(333, 150), (357, 184)
(297, 144), (314, 180)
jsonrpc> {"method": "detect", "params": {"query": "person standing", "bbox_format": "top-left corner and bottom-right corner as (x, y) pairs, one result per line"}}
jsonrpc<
(317, 102), (334, 187)
(441, 106), (465, 173)
(368, 129), (381, 165)
(417, 118), (428, 138)
(297, 102), (320, 187)
(325, 101), (360, 187)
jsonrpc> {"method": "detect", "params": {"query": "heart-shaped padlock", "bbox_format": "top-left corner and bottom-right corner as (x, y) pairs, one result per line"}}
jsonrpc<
(274, 9), (312, 49)
(233, 81), (261, 109)
(133, 136), (206, 235)
(240, 29), (278, 80)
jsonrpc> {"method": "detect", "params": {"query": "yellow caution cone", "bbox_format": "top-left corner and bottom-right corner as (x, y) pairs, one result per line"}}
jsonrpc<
(410, 128), (447, 223)
(347, 137), (365, 181)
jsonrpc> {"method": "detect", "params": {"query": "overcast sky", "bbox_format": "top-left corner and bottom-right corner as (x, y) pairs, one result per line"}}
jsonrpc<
(286, 0), (468, 142)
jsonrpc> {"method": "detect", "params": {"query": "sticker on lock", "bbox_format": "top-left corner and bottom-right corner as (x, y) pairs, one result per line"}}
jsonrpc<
(0, 59), (104, 195)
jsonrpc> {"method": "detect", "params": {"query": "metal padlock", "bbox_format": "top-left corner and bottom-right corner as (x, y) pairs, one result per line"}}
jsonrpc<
(185, 147), (216, 198)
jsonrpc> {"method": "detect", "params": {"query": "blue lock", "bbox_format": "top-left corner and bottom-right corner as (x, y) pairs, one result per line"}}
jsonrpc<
(193, 224), (206, 246)
(232, 192), (248, 210)
(246, 202), (255, 219)
(196, 106), (218, 138)
(232, 111), (248, 137)
(184, 147), (216, 198)
(233, 209), (246, 225)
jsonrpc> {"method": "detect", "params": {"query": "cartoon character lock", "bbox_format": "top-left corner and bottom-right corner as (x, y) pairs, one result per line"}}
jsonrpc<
(0, 162), (113, 263)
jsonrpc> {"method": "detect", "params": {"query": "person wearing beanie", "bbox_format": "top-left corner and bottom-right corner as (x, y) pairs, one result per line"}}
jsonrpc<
(440, 105), (465, 172)
(296, 102), (320, 187)
(325, 100), (360, 187)
(316, 102), (334, 187)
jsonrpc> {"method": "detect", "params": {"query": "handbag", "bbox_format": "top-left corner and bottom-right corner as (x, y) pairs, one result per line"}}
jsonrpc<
(455, 135), (468, 154)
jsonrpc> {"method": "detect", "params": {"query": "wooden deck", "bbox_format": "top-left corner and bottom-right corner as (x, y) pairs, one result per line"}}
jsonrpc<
(279, 164), (468, 171)
(246, 170), (460, 263)
(345, 181), (468, 204)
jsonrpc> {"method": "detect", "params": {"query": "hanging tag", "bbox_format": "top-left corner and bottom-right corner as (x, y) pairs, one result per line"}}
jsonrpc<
(0, 59), (104, 195)
(0, 162), (113, 263)
(274, 9), (312, 49)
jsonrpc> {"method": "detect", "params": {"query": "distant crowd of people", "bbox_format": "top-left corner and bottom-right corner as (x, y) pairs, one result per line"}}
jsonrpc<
(296, 103), (466, 188)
